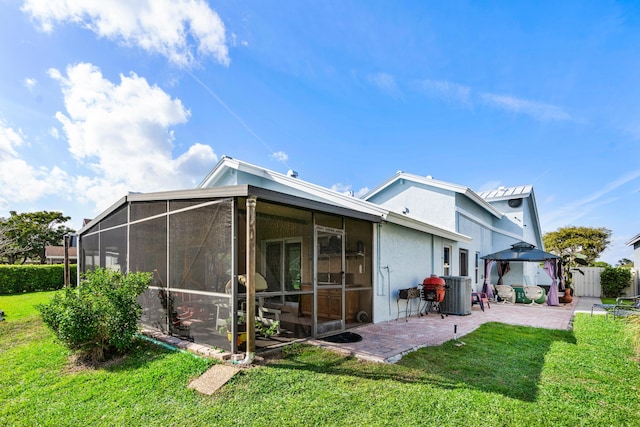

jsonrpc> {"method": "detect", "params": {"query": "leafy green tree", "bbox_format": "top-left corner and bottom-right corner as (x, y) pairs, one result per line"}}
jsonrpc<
(0, 221), (23, 262)
(2, 211), (74, 264)
(593, 261), (611, 268)
(617, 258), (634, 267)
(543, 226), (611, 266)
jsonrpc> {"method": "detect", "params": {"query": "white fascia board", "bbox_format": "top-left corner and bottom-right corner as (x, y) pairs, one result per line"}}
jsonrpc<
(202, 156), (388, 218)
(364, 172), (503, 219)
(361, 171), (403, 200)
(198, 155), (239, 188)
(386, 211), (472, 243)
(526, 189), (544, 248)
(78, 195), (128, 235)
(626, 233), (640, 246)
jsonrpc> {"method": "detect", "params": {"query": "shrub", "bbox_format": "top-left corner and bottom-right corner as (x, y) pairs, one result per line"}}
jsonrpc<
(38, 268), (151, 361)
(0, 264), (77, 294)
(600, 266), (632, 298)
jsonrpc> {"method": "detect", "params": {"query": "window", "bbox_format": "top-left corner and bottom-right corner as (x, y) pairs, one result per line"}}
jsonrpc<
(475, 252), (480, 284)
(443, 245), (451, 276)
(263, 238), (302, 292)
(460, 249), (469, 277)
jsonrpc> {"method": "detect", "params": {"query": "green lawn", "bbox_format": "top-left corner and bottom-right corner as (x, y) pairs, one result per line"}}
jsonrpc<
(1, 292), (639, 426)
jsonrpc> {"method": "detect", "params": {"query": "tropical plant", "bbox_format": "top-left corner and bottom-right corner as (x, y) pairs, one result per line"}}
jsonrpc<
(257, 320), (279, 338)
(37, 268), (151, 361)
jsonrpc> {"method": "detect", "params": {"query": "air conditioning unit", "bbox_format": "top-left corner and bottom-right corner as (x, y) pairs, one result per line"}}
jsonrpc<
(440, 276), (472, 315)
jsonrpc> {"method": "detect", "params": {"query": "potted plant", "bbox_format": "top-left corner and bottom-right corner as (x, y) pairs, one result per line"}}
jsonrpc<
(257, 320), (279, 338)
(224, 316), (247, 347)
(557, 252), (588, 304)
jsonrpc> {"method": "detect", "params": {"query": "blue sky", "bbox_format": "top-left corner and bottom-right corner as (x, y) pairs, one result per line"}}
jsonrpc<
(1, 0), (639, 264)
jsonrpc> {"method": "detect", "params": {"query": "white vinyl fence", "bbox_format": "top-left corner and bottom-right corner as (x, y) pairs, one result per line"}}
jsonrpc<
(571, 267), (638, 297)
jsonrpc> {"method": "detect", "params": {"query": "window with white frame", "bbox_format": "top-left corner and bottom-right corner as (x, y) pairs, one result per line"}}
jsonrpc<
(443, 245), (451, 276)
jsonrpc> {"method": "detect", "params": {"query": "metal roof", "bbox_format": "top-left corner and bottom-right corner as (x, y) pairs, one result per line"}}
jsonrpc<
(477, 185), (533, 201)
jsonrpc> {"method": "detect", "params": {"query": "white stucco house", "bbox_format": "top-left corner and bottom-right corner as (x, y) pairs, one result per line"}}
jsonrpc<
(78, 156), (548, 353)
(626, 233), (640, 291)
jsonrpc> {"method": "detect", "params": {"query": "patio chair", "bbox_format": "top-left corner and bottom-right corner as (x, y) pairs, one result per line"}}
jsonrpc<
(523, 285), (544, 306)
(613, 295), (640, 319)
(495, 285), (515, 304)
(471, 291), (490, 311)
(592, 295), (640, 320)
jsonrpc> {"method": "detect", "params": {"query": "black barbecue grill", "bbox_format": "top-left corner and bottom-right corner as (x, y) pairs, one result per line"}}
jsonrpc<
(396, 287), (421, 321)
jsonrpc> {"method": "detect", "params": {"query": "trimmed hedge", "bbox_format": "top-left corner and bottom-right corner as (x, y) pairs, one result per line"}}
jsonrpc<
(0, 264), (77, 295)
(600, 266), (633, 298)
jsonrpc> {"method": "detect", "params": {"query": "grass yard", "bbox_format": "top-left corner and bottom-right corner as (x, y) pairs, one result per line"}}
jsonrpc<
(1, 292), (639, 426)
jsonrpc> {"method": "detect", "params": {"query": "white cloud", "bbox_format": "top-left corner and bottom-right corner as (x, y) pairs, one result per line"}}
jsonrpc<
(22, 0), (229, 67)
(0, 120), (24, 159)
(354, 187), (370, 198)
(331, 183), (369, 198)
(366, 72), (402, 98)
(541, 169), (640, 229)
(23, 77), (38, 90)
(414, 77), (571, 121)
(0, 120), (70, 209)
(48, 127), (60, 139)
(49, 62), (217, 209)
(480, 93), (571, 122)
(271, 151), (288, 162)
(418, 79), (471, 106)
(477, 180), (502, 192)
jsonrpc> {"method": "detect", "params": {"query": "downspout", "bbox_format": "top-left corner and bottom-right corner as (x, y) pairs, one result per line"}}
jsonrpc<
(376, 223), (384, 296)
(376, 223), (392, 318)
(431, 234), (435, 273)
(238, 196), (257, 365)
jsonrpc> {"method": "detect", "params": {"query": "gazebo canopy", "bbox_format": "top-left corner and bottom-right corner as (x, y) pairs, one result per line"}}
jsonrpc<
(481, 241), (559, 262)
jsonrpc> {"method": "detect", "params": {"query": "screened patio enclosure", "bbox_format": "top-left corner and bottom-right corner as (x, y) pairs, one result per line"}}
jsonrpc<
(78, 185), (378, 354)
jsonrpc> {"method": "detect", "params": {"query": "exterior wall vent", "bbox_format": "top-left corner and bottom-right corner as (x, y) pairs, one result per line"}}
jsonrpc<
(508, 198), (523, 208)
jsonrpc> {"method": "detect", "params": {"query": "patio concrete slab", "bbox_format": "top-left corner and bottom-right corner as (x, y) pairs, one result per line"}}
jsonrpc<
(308, 296), (592, 363)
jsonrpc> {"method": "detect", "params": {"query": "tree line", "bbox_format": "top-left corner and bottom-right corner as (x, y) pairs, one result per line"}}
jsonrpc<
(0, 211), (75, 264)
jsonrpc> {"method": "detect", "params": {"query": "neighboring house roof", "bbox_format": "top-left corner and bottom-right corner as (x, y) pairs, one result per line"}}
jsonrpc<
(198, 156), (471, 242)
(45, 246), (77, 260)
(626, 233), (640, 246)
(362, 171), (504, 219)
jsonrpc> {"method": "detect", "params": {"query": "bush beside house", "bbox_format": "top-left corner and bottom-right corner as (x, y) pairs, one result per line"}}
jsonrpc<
(37, 268), (151, 361)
